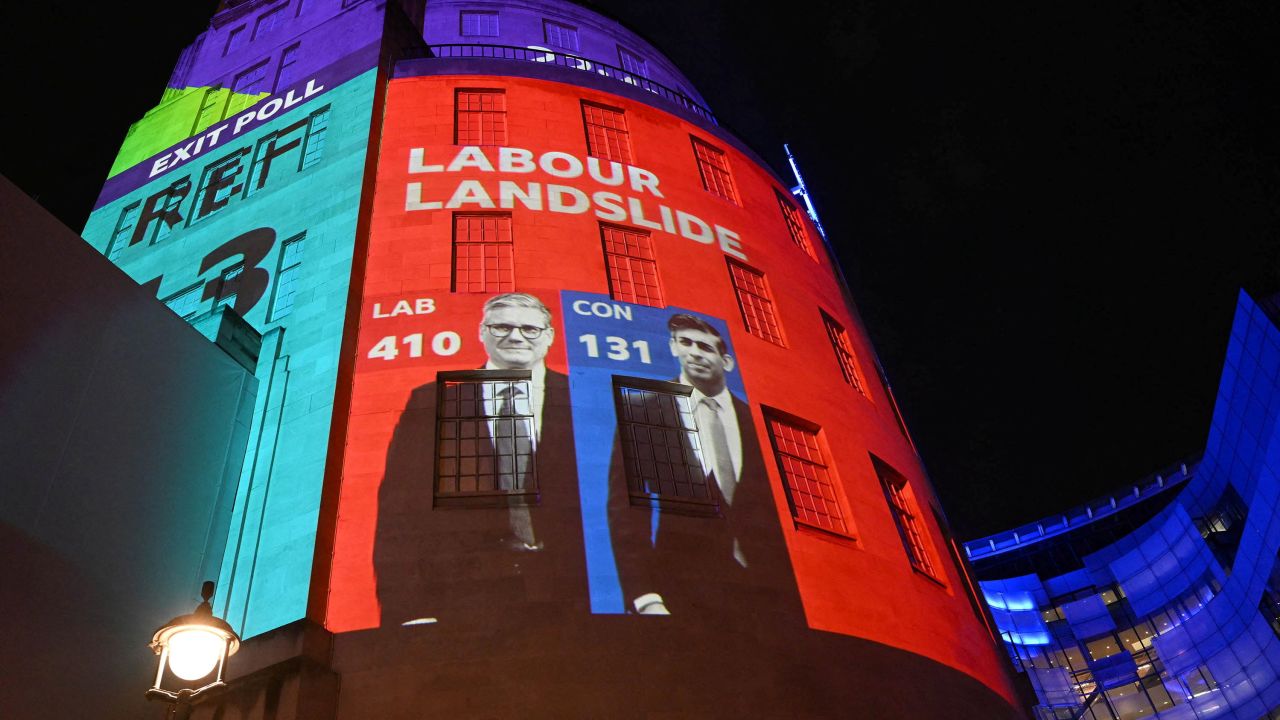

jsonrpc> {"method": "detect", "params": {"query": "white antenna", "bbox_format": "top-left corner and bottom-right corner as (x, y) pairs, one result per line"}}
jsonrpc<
(785, 143), (828, 242)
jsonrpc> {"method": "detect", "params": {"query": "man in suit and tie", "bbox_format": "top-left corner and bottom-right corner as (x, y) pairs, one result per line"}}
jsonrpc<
(608, 313), (799, 619)
(375, 292), (585, 626)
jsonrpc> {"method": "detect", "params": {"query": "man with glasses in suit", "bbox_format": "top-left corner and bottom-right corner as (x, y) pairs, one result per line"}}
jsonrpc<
(375, 293), (585, 627)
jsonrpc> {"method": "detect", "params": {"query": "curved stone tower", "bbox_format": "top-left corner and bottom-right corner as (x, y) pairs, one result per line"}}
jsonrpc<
(77, 0), (1027, 717)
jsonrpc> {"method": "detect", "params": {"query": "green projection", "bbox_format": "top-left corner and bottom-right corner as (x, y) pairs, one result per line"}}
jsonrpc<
(108, 86), (270, 178)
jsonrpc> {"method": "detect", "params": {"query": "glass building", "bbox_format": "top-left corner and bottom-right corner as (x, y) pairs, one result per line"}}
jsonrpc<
(967, 290), (1280, 720)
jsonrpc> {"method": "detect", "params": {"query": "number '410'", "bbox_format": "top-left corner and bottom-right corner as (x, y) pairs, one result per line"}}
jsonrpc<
(367, 332), (462, 360)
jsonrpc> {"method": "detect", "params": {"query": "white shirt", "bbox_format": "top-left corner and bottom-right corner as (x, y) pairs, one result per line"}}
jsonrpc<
(682, 374), (743, 483)
(484, 361), (547, 440)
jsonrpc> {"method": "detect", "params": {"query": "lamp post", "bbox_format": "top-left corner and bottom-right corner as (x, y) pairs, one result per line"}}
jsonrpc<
(146, 581), (240, 719)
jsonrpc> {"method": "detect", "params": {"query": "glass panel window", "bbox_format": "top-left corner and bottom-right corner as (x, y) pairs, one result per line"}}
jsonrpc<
(613, 378), (712, 512)
(193, 86), (225, 134)
(617, 46), (648, 77)
(601, 224), (662, 307)
(582, 102), (633, 164)
(435, 371), (537, 501)
(223, 26), (246, 56)
(764, 411), (849, 535)
(776, 190), (814, 257)
(106, 202), (141, 260)
(1193, 483), (1248, 574)
(455, 90), (507, 146)
(543, 20), (579, 51)
(453, 213), (514, 293)
(460, 10), (499, 37)
(873, 455), (938, 577)
(274, 43), (300, 91)
(215, 263), (244, 310)
(232, 59), (269, 94)
(691, 136), (737, 204)
(300, 106), (330, 169)
(150, 182), (190, 245)
(727, 259), (784, 345)
(163, 283), (204, 320)
(253, 4), (286, 40)
(191, 150), (250, 222)
(821, 310), (866, 394)
(270, 233), (306, 321)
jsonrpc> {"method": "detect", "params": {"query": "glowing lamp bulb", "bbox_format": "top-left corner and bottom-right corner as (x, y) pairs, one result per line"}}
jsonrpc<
(166, 627), (224, 681)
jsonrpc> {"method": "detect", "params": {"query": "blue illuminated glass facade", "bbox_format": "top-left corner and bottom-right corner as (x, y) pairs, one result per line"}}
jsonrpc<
(967, 290), (1280, 720)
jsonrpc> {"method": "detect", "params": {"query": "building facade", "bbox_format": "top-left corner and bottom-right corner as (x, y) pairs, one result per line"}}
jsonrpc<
(968, 291), (1280, 720)
(74, 0), (1024, 716)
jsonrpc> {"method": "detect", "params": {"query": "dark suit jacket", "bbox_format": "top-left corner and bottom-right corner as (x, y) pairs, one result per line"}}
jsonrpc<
(374, 369), (586, 626)
(607, 391), (801, 619)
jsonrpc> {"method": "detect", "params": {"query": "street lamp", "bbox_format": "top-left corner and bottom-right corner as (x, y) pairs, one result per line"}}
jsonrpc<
(146, 581), (240, 718)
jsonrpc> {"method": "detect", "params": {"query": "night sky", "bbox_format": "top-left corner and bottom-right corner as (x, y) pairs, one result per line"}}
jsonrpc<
(5, 1), (1279, 539)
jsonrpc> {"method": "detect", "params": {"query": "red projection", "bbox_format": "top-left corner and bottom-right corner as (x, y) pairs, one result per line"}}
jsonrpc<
(321, 74), (1015, 702)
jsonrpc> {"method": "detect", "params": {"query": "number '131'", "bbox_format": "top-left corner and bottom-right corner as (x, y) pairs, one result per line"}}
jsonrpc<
(578, 334), (651, 363)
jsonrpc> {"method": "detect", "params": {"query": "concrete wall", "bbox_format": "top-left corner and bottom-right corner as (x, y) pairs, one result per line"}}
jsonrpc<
(0, 175), (257, 720)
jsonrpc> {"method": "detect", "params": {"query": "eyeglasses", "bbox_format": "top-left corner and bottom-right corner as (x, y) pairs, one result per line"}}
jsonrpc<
(485, 324), (548, 339)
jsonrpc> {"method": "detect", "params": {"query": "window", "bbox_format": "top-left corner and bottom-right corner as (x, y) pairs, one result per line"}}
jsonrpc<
(601, 225), (662, 307)
(163, 283), (204, 321)
(106, 202), (141, 261)
(435, 370), (537, 504)
(821, 310), (866, 394)
(1179, 666), (1218, 698)
(270, 233), (306, 321)
(300, 106), (330, 169)
(192, 86), (225, 134)
(691, 137), (737, 203)
(543, 20), (579, 51)
(727, 259), (784, 345)
(233, 60), (269, 94)
(764, 411), (849, 535)
(453, 213), (514, 293)
(223, 26), (246, 56)
(455, 90), (507, 146)
(274, 43), (300, 92)
(613, 377), (714, 513)
(294, 0), (305, 17)
(149, 184), (189, 245)
(617, 46), (648, 77)
(252, 4), (286, 40)
(460, 10), (499, 36)
(582, 102), (633, 164)
(191, 150), (249, 222)
(873, 456), (938, 577)
(215, 263), (244, 310)
(776, 190), (814, 257)
(1193, 483), (1248, 574)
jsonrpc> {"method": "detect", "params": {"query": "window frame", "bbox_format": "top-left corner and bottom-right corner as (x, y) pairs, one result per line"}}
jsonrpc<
(459, 10), (499, 37)
(268, 232), (307, 321)
(775, 189), (815, 258)
(452, 212), (515, 293)
(600, 223), (663, 308)
(762, 407), (854, 539)
(581, 101), (633, 164)
(872, 455), (940, 580)
(820, 310), (867, 396)
(454, 89), (508, 146)
(690, 136), (738, 204)
(726, 258), (785, 346)
(612, 375), (719, 516)
(434, 368), (540, 507)
(542, 19), (579, 51)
